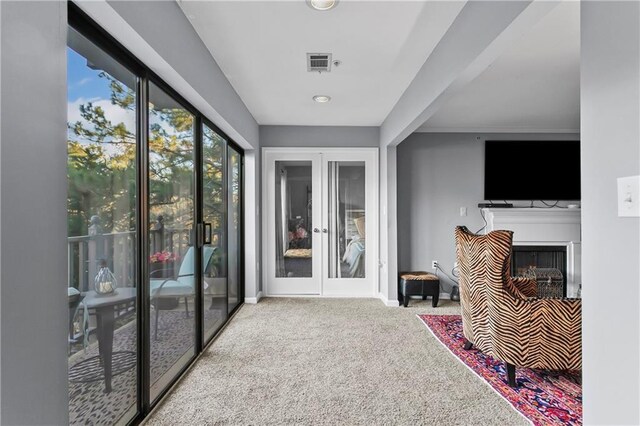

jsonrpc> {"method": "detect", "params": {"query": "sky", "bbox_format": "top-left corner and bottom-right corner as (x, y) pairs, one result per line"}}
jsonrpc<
(67, 46), (111, 102)
(67, 46), (137, 140)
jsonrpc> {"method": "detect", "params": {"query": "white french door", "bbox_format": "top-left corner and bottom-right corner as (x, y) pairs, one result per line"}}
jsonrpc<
(263, 148), (378, 297)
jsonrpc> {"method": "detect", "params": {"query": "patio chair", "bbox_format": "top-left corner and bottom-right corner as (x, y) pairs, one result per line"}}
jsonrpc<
(150, 246), (218, 340)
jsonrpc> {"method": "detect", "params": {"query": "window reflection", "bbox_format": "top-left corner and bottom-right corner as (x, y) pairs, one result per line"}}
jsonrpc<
(274, 161), (313, 278)
(203, 125), (227, 341)
(67, 27), (138, 426)
(228, 148), (242, 312)
(328, 162), (366, 279)
(147, 82), (196, 402)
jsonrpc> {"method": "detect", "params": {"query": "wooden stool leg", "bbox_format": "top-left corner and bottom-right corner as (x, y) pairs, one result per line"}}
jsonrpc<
(507, 363), (517, 387)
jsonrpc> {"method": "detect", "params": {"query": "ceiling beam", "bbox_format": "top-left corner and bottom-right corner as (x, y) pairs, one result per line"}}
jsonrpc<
(380, 0), (560, 147)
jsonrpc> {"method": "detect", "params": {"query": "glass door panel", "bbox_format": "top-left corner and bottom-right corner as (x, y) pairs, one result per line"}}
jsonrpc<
(228, 147), (242, 313)
(202, 125), (227, 342)
(148, 82), (196, 402)
(67, 27), (139, 426)
(321, 150), (377, 297)
(327, 161), (366, 279)
(264, 151), (322, 295)
(275, 161), (313, 278)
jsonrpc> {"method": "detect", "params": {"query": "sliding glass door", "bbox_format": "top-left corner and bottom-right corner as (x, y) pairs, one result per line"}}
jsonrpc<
(227, 147), (243, 312)
(202, 124), (227, 342)
(67, 7), (244, 424)
(147, 82), (196, 402)
(67, 26), (139, 426)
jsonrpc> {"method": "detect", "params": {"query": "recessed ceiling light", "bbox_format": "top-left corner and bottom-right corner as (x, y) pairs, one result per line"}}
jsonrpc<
(307, 0), (338, 11)
(313, 95), (331, 103)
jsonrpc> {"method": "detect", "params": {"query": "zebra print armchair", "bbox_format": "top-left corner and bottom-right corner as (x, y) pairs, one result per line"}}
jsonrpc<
(455, 226), (581, 387)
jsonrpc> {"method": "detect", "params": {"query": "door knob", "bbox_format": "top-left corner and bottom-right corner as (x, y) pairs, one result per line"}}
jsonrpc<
(322, 228), (328, 233)
(313, 228), (320, 233)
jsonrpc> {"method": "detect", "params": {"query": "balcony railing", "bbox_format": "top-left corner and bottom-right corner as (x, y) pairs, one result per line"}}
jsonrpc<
(68, 227), (192, 291)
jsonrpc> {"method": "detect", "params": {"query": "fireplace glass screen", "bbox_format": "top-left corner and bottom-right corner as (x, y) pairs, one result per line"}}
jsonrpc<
(511, 246), (567, 297)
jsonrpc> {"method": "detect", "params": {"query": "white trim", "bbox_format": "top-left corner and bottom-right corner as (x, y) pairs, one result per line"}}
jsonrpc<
(378, 292), (400, 307)
(414, 126), (580, 134)
(243, 151), (259, 302)
(267, 294), (379, 299)
(416, 315), (533, 426)
(262, 147), (379, 299)
(244, 291), (263, 304)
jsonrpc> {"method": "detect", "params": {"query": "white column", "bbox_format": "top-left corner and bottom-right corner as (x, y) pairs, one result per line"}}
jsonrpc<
(244, 150), (261, 303)
(379, 146), (399, 306)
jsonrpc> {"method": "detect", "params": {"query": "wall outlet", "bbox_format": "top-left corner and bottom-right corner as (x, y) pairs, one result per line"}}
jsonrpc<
(460, 207), (467, 217)
(432, 260), (438, 269)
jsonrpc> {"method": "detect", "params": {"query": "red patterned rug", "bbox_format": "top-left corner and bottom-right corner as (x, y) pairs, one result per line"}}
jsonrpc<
(418, 314), (582, 426)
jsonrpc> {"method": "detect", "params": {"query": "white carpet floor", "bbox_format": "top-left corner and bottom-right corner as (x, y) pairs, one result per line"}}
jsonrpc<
(145, 297), (527, 425)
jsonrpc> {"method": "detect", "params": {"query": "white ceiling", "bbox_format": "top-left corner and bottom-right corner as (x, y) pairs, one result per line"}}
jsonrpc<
(178, 0), (466, 126)
(418, 1), (580, 133)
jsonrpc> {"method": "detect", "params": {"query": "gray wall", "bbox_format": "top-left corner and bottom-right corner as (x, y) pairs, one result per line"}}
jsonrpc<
(260, 126), (379, 148)
(107, 1), (258, 149)
(397, 132), (579, 293)
(1, 1), (68, 424)
(581, 2), (640, 424)
(1, 1), (263, 423)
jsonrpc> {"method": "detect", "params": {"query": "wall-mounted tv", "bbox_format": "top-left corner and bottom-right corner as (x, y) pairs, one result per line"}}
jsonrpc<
(484, 140), (581, 201)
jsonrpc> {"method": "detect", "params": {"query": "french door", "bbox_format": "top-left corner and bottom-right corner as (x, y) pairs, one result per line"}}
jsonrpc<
(263, 148), (378, 297)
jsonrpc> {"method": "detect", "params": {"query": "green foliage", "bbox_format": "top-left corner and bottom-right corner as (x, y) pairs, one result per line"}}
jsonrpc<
(68, 71), (226, 238)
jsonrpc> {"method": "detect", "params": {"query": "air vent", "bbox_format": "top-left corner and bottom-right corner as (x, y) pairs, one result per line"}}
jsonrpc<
(307, 53), (332, 72)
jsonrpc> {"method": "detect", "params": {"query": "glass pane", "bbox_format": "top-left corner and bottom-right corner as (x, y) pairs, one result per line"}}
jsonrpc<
(327, 162), (366, 279)
(67, 27), (138, 425)
(148, 82), (195, 402)
(202, 125), (227, 341)
(228, 148), (242, 313)
(274, 161), (312, 278)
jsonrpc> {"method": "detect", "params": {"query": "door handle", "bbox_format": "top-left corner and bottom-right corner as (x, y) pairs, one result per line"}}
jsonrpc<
(322, 228), (328, 233)
(313, 228), (320, 233)
(203, 223), (212, 245)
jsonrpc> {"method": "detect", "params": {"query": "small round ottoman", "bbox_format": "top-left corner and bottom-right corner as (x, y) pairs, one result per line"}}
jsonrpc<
(398, 271), (440, 307)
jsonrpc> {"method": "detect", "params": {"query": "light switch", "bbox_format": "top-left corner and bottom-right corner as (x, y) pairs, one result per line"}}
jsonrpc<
(617, 175), (640, 217)
(460, 207), (467, 217)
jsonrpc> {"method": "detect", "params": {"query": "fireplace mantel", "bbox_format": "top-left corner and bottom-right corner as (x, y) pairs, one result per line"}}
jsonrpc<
(483, 207), (582, 297)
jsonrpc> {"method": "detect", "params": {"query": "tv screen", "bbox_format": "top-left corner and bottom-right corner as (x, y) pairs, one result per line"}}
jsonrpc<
(484, 140), (581, 201)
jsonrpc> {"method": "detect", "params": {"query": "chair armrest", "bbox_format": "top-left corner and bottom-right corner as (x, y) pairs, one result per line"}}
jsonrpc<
(149, 267), (173, 278)
(512, 276), (537, 298)
(151, 278), (180, 299)
(529, 297), (582, 370)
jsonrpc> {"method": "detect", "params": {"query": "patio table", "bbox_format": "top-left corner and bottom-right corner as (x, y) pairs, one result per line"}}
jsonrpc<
(78, 288), (136, 393)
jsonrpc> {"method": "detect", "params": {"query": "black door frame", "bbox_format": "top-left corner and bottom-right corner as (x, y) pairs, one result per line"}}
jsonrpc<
(68, 3), (245, 424)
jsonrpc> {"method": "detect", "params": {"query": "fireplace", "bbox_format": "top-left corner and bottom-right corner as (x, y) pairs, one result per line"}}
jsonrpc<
(483, 207), (581, 297)
(511, 245), (567, 297)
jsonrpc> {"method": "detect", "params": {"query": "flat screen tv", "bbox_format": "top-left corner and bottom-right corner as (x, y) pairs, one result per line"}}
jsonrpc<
(484, 140), (581, 201)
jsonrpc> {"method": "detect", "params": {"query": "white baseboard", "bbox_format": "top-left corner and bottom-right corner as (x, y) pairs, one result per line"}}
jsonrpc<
(244, 291), (263, 304)
(378, 292), (400, 307)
